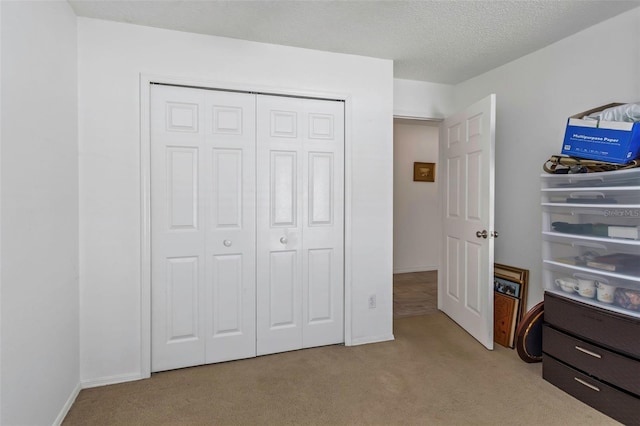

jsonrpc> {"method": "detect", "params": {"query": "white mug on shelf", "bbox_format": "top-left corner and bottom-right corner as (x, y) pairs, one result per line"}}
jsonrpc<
(596, 281), (617, 304)
(554, 277), (577, 293)
(575, 278), (596, 298)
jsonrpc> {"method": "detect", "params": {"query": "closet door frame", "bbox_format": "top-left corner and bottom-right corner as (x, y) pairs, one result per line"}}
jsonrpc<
(139, 73), (353, 379)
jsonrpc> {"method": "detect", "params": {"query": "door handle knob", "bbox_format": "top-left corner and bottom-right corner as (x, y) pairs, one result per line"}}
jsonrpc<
(491, 231), (499, 238)
(280, 236), (288, 244)
(223, 240), (232, 247)
(476, 230), (488, 239)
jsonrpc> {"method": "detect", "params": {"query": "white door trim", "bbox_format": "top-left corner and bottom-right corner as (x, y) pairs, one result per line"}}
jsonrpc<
(139, 73), (353, 378)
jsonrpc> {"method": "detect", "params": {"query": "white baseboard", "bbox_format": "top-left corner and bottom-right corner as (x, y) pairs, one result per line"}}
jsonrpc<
(349, 333), (395, 346)
(81, 372), (144, 389)
(393, 266), (437, 274)
(53, 382), (81, 426)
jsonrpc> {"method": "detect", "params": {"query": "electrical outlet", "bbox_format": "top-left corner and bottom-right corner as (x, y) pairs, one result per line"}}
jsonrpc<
(368, 294), (377, 309)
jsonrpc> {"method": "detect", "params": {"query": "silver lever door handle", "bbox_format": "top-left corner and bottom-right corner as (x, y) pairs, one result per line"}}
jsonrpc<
(476, 230), (488, 239)
(280, 236), (288, 244)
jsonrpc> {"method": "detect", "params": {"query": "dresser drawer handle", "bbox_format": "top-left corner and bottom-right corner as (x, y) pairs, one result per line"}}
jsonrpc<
(575, 345), (602, 359)
(574, 377), (600, 392)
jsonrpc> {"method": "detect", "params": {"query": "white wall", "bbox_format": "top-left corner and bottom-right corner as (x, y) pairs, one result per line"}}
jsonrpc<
(393, 119), (440, 273)
(454, 8), (640, 311)
(78, 18), (394, 385)
(0, 1), (80, 424)
(394, 78), (455, 119)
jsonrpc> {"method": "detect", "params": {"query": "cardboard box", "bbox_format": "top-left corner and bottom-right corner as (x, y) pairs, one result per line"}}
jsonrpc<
(561, 103), (640, 164)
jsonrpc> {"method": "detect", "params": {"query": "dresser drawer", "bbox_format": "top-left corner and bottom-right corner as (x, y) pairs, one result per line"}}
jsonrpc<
(545, 292), (640, 358)
(543, 355), (640, 426)
(543, 325), (640, 395)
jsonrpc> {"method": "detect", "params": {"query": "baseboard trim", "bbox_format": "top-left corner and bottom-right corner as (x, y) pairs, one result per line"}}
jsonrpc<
(81, 372), (144, 389)
(393, 266), (437, 274)
(350, 333), (395, 346)
(53, 382), (81, 426)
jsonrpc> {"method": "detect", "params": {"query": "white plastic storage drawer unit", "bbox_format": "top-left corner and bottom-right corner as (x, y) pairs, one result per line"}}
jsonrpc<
(541, 168), (640, 425)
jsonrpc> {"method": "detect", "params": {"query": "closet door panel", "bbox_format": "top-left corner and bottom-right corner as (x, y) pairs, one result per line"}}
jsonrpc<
(257, 96), (304, 355)
(153, 85), (344, 367)
(151, 85), (207, 372)
(302, 99), (344, 348)
(204, 90), (256, 364)
(257, 95), (344, 355)
(152, 85), (257, 371)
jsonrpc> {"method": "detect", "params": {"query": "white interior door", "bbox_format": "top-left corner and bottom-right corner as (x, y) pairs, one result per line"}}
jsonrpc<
(438, 94), (496, 350)
(151, 85), (256, 371)
(256, 95), (344, 356)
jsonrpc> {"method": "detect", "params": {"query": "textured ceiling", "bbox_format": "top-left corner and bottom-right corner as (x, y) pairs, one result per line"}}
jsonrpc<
(68, 0), (640, 84)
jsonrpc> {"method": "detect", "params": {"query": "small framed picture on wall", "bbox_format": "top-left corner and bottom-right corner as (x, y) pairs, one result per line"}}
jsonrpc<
(413, 162), (436, 182)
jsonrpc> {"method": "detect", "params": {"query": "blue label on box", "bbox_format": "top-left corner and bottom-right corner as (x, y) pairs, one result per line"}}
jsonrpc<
(561, 123), (640, 163)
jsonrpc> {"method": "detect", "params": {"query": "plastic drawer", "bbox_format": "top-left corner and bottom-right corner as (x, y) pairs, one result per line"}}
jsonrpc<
(541, 186), (640, 204)
(542, 232), (640, 270)
(542, 204), (640, 236)
(541, 168), (640, 189)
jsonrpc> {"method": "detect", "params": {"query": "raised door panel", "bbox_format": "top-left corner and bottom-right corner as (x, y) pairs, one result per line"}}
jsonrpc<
(211, 149), (242, 228)
(308, 153), (333, 225)
(446, 157), (461, 218)
(268, 251), (298, 329)
(165, 256), (201, 342)
(210, 254), (243, 337)
(307, 249), (333, 323)
(271, 151), (297, 227)
(166, 102), (199, 134)
(167, 147), (199, 230)
(466, 151), (482, 221)
(446, 236), (461, 300)
(465, 241), (482, 315)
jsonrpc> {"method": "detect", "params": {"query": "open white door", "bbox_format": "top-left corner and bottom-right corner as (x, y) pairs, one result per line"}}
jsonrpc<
(438, 94), (496, 350)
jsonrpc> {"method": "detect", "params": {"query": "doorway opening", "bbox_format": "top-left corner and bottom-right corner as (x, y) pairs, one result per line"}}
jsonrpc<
(392, 118), (440, 318)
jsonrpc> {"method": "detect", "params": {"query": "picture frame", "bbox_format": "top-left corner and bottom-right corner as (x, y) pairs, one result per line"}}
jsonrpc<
(494, 292), (520, 348)
(413, 162), (436, 182)
(494, 263), (529, 324)
(494, 276), (521, 298)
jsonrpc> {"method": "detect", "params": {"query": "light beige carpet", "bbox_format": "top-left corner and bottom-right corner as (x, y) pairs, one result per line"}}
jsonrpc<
(63, 313), (617, 425)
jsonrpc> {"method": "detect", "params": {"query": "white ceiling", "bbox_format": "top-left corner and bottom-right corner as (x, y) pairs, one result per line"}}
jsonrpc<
(67, 0), (640, 84)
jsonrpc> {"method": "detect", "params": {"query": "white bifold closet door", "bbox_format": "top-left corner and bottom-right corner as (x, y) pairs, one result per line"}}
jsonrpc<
(150, 84), (344, 372)
(256, 95), (344, 355)
(151, 85), (256, 372)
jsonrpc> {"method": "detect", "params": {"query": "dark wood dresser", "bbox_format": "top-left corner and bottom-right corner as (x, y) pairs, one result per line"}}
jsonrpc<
(543, 292), (640, 425)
